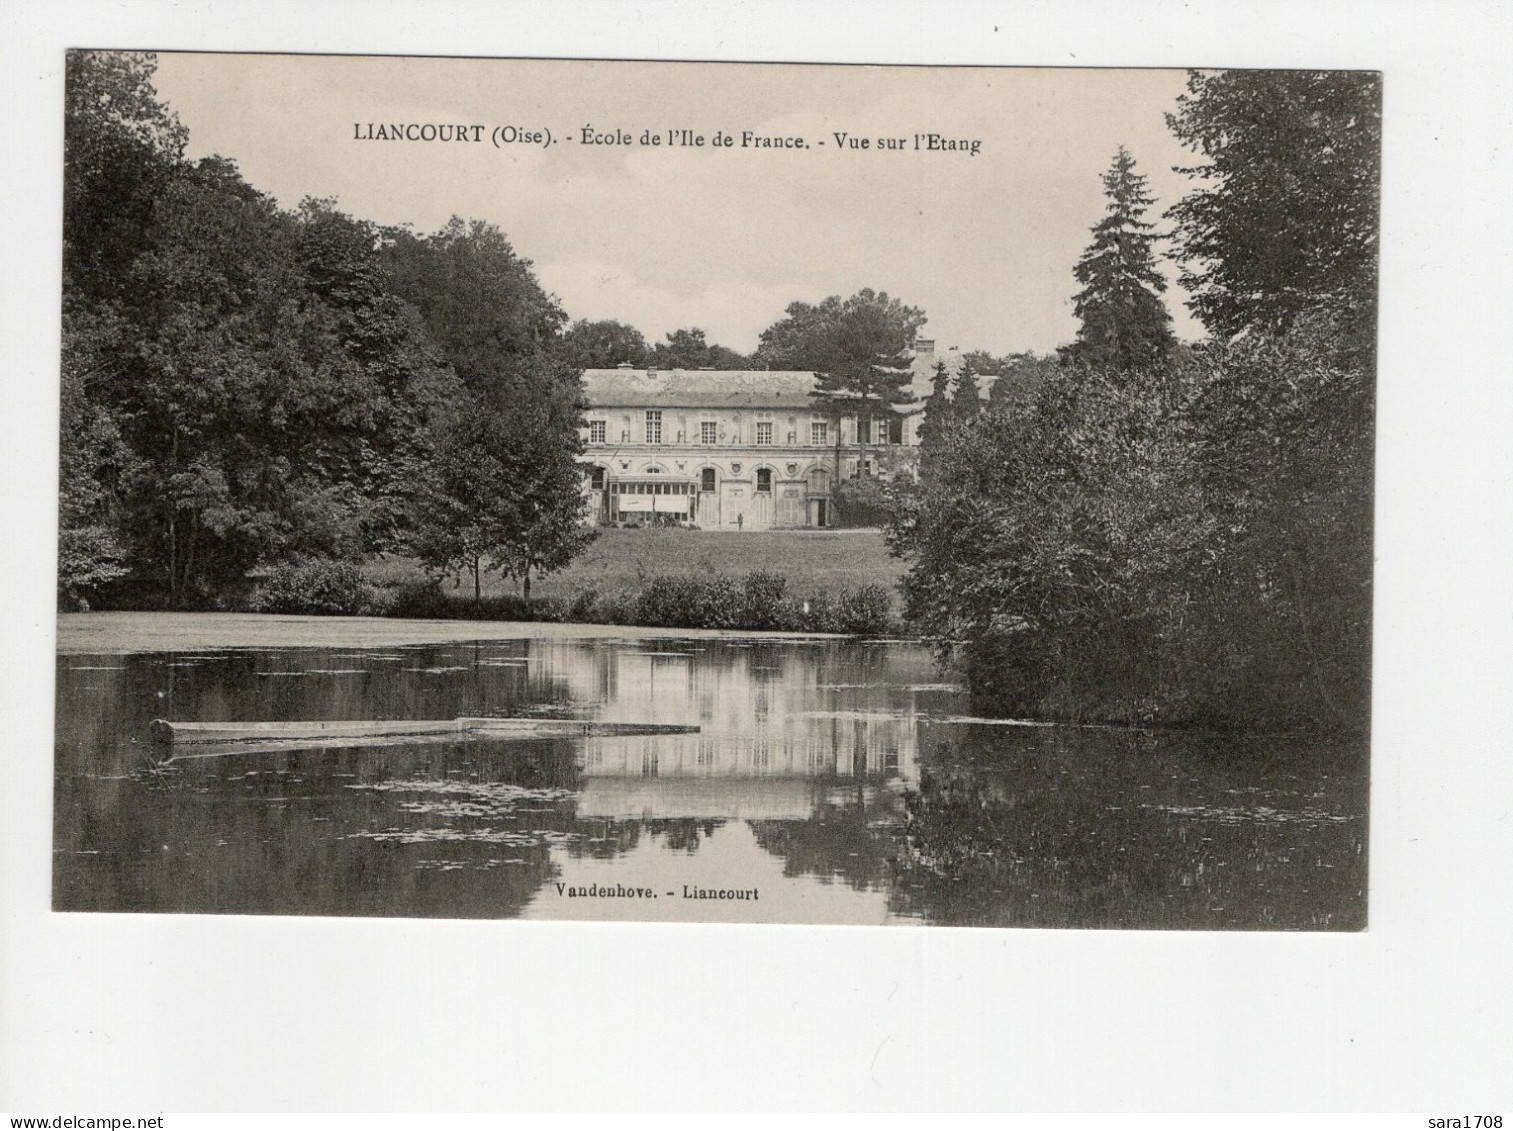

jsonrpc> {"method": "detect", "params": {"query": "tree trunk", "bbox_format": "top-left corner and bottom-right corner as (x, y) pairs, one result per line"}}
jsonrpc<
(857, 396), (875, 477)
(167, 504), (178, 608)
(473, 557), (481, 605)
(167, 424), (180, 608)
(522, 568), (532, 603)
(182, 516), (198, 606)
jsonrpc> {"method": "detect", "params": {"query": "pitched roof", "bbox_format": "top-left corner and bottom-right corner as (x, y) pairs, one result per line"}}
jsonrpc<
(908, 347), (998, 402)
(582, 368), (822, 409)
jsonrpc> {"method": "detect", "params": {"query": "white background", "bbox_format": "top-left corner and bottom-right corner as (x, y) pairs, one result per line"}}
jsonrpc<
(3, 0), (1511, 1113)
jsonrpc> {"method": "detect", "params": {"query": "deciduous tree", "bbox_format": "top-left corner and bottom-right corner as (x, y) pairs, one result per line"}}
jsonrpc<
(986, 352), (1062, 409)
(560, 319), (651, 370)
(385, 218), (594, 600)
(58, 307), (135, 604)
(1165, 70), (1381, 353)
(650, 327), (750, 370)
(64, 50), (187, 304)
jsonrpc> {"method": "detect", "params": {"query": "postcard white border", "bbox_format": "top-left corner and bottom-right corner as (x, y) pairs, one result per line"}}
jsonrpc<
(4, 0), (1511, 1113)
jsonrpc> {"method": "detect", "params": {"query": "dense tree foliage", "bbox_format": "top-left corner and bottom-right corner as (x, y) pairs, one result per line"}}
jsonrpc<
(558, 323), (749, 372)
(58, 308), (134, 604)
(649, 327), (751, 370)
(959, 349), (1007, 375)
(560, 319), (651, 370)
(64, 51), (187, 305)
(985, 352), (1062, 408)
(891, 322), (1371, 731)
(891, 71), (1376, 734)
(1062, 146), (1175, 372)
(1166, 70), (1382, 352)
(382, 219), (593, 601)
(81, 159), (460, 605)
(58, 52), (591, 608)
(408, 403), (593, 603)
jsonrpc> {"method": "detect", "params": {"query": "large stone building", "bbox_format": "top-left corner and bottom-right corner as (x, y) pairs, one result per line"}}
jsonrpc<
(578, 340), (970, 530)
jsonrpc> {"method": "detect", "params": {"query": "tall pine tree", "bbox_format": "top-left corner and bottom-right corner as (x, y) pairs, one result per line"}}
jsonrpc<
(951, 362), (982, 418)
(1065, 146), (1175, 373)
(916, 359), (955, 477)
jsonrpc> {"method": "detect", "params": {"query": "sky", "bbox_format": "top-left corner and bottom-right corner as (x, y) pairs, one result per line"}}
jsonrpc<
(151, 54), (1205, 357)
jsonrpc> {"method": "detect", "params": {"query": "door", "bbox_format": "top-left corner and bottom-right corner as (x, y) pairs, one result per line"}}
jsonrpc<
(777, 485), (805, 527)
(751, 470), (775, 530)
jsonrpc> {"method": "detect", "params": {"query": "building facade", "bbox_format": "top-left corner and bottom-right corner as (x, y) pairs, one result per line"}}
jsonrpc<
(578, 343), (973, 530)
(580, 366), (897, 529)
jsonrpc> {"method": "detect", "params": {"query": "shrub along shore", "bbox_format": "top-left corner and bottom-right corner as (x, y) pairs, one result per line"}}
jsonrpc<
(249, 559), (901, 636)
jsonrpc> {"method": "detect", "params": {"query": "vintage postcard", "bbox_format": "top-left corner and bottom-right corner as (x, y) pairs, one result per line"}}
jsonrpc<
(54, 52), (1376, 929)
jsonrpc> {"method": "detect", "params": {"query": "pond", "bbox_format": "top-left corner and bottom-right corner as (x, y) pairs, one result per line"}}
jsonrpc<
(53, 632), (1367, 928)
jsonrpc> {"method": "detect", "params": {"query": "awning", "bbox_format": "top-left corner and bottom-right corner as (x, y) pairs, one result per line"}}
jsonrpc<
(618, 495), (691, 513)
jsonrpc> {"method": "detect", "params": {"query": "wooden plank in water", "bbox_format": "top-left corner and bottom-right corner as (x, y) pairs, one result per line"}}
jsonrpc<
(149, 719), (462, 744)
(456, 718), (699, 738)
(149, 717), (699, 745)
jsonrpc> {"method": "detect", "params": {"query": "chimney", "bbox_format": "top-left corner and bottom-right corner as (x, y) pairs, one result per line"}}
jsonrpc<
(647, 365), (658, 378)
(914, 338), (935, 356)
(616, 361), (633, 369)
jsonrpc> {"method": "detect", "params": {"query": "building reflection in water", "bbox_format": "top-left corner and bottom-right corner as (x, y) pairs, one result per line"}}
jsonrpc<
(571, 645), (917, 823)
(520, 641), (923, 923)
(54, 634), (1366, 928)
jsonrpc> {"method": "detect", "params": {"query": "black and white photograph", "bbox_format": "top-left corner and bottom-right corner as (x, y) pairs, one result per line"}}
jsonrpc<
(52, 51), (1377, 930)
(6, 2), (1512, 1114)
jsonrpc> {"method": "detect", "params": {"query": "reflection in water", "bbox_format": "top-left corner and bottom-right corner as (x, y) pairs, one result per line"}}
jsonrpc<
(54, 635), (1366, 928)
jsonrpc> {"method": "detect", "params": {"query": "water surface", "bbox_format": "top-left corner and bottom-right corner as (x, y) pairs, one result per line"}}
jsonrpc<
(54, 634), (1367, 928)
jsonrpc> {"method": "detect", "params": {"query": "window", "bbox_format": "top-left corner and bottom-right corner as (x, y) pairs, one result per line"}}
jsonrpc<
(588, 420), (606, 444)
(645, 411), (662, 444)
(756, 468), (773, 492)
(590, 466), (606, 490)
(888, 416), (904, 445)
(811, 421), (828, 446)
(857, 417), (872, 444)
(700, 468), (716, 492)
(700, 421), (717, 445)
(755, 422), (773, 445)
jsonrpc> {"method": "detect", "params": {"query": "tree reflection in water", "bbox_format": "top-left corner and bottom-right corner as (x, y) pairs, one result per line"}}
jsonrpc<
(54, 636), (1366, 928)
(882, 727), (1366, 930)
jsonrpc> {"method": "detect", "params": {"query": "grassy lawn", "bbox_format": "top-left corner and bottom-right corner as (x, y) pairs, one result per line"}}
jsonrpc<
(367, 527), (908, 602)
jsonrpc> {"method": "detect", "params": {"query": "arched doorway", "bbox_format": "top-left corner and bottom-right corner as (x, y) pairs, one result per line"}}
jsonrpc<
(806, 466), (831, 527)
(586, 464), (610, 524)
(751, 466), (776, 530)
(696, 466), (719, 527)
